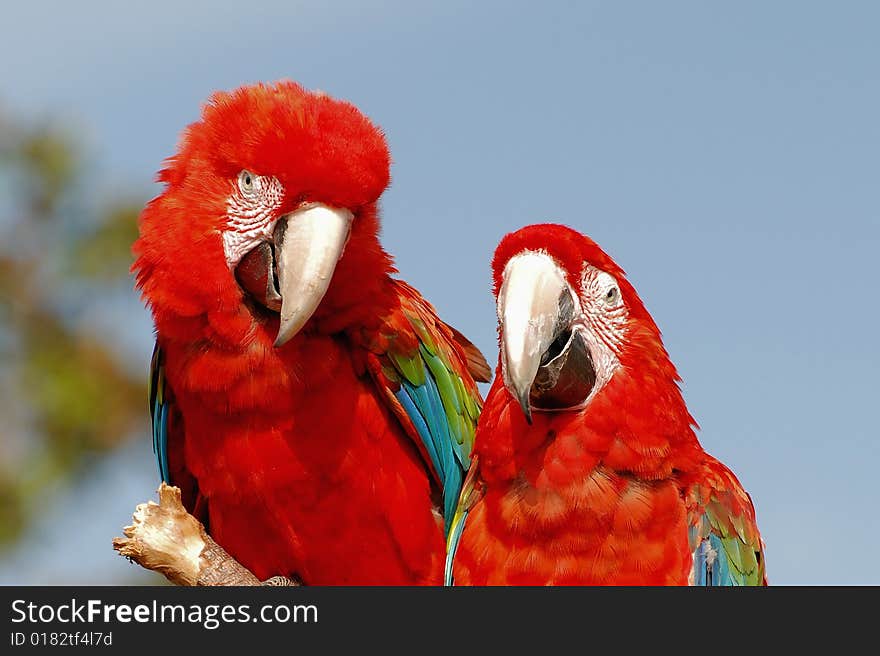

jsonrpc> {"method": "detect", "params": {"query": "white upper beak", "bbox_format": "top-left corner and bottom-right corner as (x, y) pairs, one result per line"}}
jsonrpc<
(497, 251), (570, 421)
(274, 203), (353, 347)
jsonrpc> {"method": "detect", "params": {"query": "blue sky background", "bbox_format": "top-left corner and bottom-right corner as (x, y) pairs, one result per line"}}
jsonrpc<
(1, 1), (877, 584)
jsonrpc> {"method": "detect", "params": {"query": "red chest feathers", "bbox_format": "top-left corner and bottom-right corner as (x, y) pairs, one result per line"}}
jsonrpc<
(455, 467), (692, 585)
(454, 401), (693, 585)
(164, 334), (444, 585)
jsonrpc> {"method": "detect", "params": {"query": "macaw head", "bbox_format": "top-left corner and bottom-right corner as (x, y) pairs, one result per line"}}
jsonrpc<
(491, 223), (680, 423)
(133, 80), (391, 346)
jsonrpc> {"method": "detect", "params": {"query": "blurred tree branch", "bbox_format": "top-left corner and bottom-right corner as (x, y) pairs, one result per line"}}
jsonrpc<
(0, 110), (148, 547)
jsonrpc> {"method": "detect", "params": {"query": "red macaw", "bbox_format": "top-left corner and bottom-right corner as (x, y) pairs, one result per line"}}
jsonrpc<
(133, 81), (488, 585)
(447, 224), (766, 585)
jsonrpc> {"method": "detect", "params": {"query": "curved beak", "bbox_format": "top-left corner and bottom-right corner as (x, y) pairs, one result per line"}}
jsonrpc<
(498, 252), (573, 423)
(273, 204), (353, 347)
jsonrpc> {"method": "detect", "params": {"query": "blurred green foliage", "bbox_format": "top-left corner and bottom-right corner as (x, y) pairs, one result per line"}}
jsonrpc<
(0, 111), (147, 546)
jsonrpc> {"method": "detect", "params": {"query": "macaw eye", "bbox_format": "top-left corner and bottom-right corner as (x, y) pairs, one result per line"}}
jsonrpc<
(238, 170), (256, 194)
(604, 286), (619, 306)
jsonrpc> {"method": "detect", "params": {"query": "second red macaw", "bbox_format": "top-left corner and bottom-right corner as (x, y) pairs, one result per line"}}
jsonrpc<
(447, 224), (766, 585)
(133, 81), (488, 585)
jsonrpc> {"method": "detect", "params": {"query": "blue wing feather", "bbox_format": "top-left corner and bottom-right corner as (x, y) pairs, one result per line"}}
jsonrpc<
(393, 387), (441, 479)
(396, 373), (464, 532)
(149, 342), (171, 483)
(687, 462), (765, 586)
(359, 280), (486, 540)
(444, 505), (469, 585)
(692, 532), (736, 586)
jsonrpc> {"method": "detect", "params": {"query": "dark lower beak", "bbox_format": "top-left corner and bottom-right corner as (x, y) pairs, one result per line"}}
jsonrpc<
(498, 253), (595, 421)
(235, 242), (283, 313)
(528, 327), (596, 412)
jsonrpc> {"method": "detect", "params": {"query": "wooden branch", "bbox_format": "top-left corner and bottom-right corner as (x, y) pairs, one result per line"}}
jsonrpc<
(113, 483), (296, 586)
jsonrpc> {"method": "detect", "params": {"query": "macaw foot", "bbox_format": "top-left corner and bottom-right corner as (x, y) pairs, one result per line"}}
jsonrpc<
(261, 575), (298, 586)
(113, 482), (269, 586)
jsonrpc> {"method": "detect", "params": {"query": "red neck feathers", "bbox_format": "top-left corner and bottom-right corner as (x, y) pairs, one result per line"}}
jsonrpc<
(477, 335), (702, 490)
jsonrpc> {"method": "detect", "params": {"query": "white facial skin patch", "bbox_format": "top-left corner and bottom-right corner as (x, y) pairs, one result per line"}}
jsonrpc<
(222, 172), (285, 268)
(571, 264), (628, 407)
(580, 266), (628, 353)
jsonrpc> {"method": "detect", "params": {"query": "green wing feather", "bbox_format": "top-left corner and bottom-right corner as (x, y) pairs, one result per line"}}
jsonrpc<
(686, 456), (767, 586)
(357, 280), (487, 535)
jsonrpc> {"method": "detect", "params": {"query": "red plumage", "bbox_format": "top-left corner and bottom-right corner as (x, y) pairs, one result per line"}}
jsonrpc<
(133, 81), (485, 584)
(451, 224), (765, 585)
